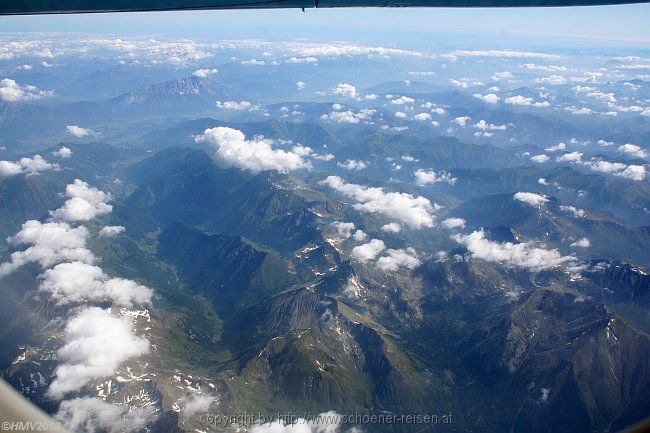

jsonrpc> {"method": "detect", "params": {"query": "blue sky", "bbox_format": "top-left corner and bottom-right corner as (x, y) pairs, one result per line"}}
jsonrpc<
(1, 4), (649, 47)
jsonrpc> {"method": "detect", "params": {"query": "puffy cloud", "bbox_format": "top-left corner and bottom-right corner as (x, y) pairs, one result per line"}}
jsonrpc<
(192, 68), (218, 77)
(66, 125), (95, 138)
(0, 78), (51, 102)
(580, 159), (646, 181)
(56, 397), (150, 433)
(53, 146), (72, 158)
(352, 230), (367, 242)
(0, 155), (57, 177)
(391, 96), (415, 105)
(414, 112), (432, 121)
(39, 261), (153, 306)
(565, 106), (593, 115)
(394, 111), (407, 119)
(320, 109), (375, 124)
(559, 205), (586, 218)
(556, 152), (583, 163)
(376, 248), (420, 272)
(333, 83), (357, 99)
(381, 222), (402, 233)
(442, 217), (466, 229)
(618, 165), (646, 181)
(320, 176), (437, 229)
(453, 116), (471, 126)
(450, 78), (484, 89)
(473, 93), (500, 104)
(314, 153), (335, 161)
(571, 238), (591, 248)
(332, 221), (355, 239)
(350, 239), (385, 262)
(545, 143), (566, 152)
(534, 75), (568, 85)
(215, 100), (260, 110)
(47, 307), (149, 399)
(474, 120), (507, 131)
(452, 230), (573, 271)
(194, 127), (311, 173)
(50, 179), (113, 223)
(514, 192), (549, 207)
(285, 56), (318, 63)
(519, 64), (567, 72)
(504, 95), (550, 107)
(448, 50), (560, 60)
(180, 393), (214, 417)
(414, 169), (457, 186)
(618, 143), (647, 158)
(296, 81), (306, 90)
(491, 71), (513, 81)
(0, 221), (92, 277)
(99, 225), (125, 237)
(537, 177), (549, 185)
(530, 154), (550, 163)
(337, 160), (367, 171)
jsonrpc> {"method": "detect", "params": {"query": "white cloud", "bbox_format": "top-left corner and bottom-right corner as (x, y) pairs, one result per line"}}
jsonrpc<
(391, 96), (415, 105)
(474, 120), (507, 131)
(618, 143), (647, 158)
(545, 143), (566, 152)
(453, 230), (573, 271)
(448, 50), (560, 60)
(296, 81), (306, 90)
(491, 71), (513, 81)
(394, 111), (407, 119)
(0, 221), (93, 277)
(56, 397), (150, 433)
(333, 83), (357, 99)
(99, 225), (125, 237)
(332, 221), (355, 239)
(180, 393), (215, 417)
(505, 95), (550, 107)
(192, 68), (218, 77)
(530, 154), (550, 163)
(66, 125), (95, 138)
(39, 261), (153, 306)
(556, 152), (583, 163)
(337, 160), (367, 171)
(285, 56), (318, 63)
(381, 222), (402, 233)
(195, 127), (311, 174)
(53, 146), (72, 158)
(47, 307), (149, 399)
(350, 239), (385, 262)
(571, 237), (591, 248)
(473, 93), (500, 104)
(581, 160), (646, 181)
(320, 176), (437, 229)
(320, 109), (375, 124)
(534, 75), (567, 85)
(314, 153), (335, 161)
(0, 78), (51, 102)
(450, 78), (484, 89)
(537, 177), (549, 185)
(215, 100), (260, 110)
(519, 64), (567, 72)
(376, 248), (420, 272)
(453, 116), (471, 126)
(352, 230), (367, 242)
(514, 192), (549, 207)
(50, 179), (113, 223)
(442, 217), (466, 229)
(414, 112), (432, 121)
(559, 205), (586, 218)
(414, 169), (457, 186)
(0, 155), (57, 177)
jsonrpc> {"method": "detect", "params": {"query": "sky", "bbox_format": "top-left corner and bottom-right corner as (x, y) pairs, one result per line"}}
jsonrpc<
(0, 4), (649, 48)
